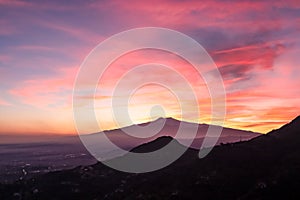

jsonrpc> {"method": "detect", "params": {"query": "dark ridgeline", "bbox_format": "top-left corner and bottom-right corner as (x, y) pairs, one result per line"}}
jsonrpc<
(1, 116), (300, 200)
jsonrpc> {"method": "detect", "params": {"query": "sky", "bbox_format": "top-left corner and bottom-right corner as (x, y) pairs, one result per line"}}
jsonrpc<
(0, 0), (300, 135)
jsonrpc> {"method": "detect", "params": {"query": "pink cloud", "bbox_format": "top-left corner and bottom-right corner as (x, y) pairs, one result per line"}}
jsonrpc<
(0, 54), (11, 62)
(0, 97), (11, 106)
(0, 19), (17, 35)
(88, 0), (300, 32)
(0, 0), (33, 7)
(212, 42), (286, 70)
(9, 67), (77, 108)
(34, 19), (105, 45)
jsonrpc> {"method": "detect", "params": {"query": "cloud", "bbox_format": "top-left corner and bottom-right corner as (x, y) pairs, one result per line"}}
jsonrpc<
(0, 0), (33, 7)
(1, 0), (300, 134)
(0, 19), (17, 35)
(9, 67), (77, 108)
(212, 42), (286, 70)
(0, 97), (11, 106)
(87, 0), (300, 32)
(217, 64), (253, 80)
(0, 54), (11, 63)
(36, 20), (104, 44)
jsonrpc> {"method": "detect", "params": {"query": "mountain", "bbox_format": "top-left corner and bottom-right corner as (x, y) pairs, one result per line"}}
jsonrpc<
(1, 116), (299, 200)
(80, 117), (260, 160)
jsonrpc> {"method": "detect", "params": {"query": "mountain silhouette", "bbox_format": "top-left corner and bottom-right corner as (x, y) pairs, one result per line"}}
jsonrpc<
(80, 117), (260, 159)
(268, 115), (300, 137)
(1, 116), (299, 200)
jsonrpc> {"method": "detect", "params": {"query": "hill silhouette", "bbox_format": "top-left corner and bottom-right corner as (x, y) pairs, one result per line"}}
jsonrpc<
(1, 116), (300, 199)
(130, 136), (174, 153)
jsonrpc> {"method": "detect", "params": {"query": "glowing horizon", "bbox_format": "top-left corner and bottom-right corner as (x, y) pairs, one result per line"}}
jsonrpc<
(0, 0), (300, 135)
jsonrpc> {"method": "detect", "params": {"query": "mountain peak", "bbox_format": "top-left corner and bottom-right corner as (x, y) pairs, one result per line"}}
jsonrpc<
(154, 117), (180, 122)
(153, 117), (203, 127)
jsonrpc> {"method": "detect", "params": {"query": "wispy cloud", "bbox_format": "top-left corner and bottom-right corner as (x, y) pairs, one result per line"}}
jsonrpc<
(9, 67), (77, 108)
(0, 97), (11, 106)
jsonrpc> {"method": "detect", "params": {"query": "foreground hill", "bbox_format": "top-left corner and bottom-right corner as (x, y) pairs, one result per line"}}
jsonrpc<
(1, 116), (300, 199)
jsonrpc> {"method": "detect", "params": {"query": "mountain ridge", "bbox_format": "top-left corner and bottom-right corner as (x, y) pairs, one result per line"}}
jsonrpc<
(91, 117), (260, 135)
(81, 117), (260, 154)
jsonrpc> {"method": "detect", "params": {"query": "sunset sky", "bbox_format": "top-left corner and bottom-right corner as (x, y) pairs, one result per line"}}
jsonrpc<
(0, 0), (300, 135)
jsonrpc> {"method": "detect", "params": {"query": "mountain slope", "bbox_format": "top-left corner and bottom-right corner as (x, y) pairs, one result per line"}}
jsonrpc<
(81, 117), (260, 155)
